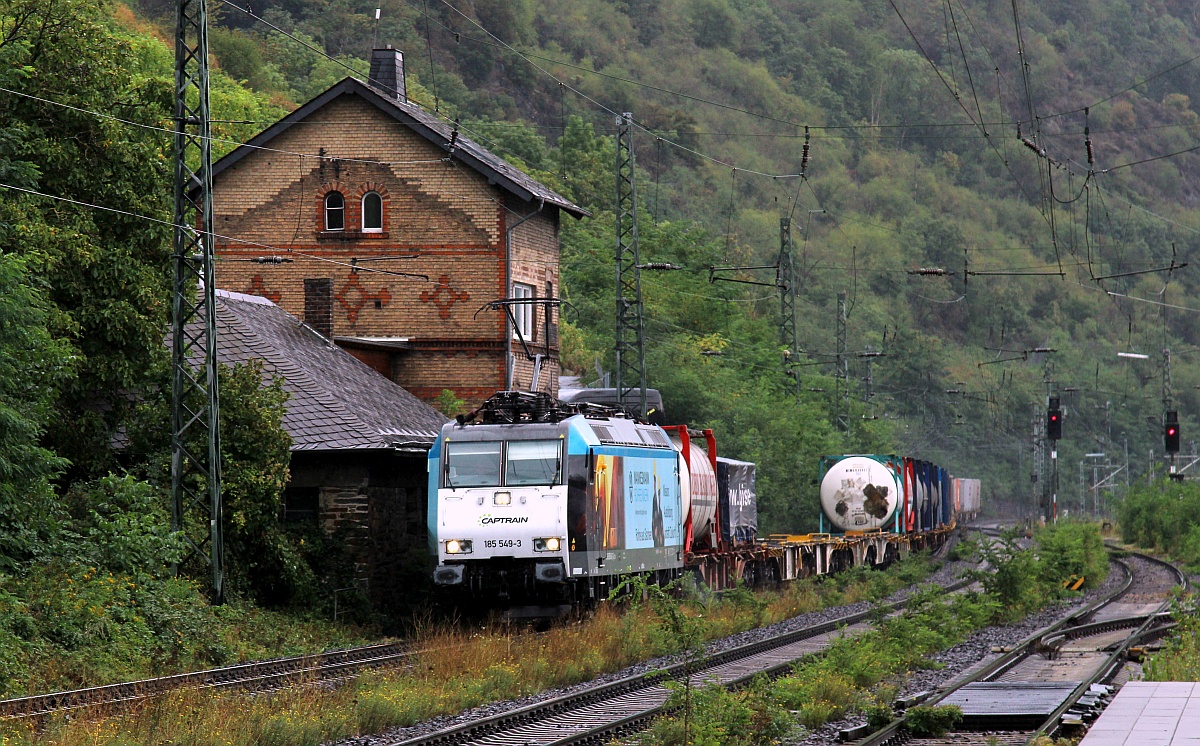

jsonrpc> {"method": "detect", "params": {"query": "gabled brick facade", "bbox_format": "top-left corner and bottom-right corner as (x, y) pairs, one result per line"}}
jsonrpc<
(211, 57), (585, 409)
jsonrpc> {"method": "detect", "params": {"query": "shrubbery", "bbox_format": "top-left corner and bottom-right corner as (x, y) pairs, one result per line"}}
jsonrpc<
(1122, 480), (1200, 681)
(1144, 592), (1200, 681)
(905, 704), (963, 737)
(1121, 480), (1200, 570)
(637, 525), (1109, 743)
(970, 522), (1108, 621)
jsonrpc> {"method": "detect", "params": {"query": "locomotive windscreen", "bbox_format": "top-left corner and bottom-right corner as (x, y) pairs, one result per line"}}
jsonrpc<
(505, 440), (562, 485)
(445, 441), (502, 487)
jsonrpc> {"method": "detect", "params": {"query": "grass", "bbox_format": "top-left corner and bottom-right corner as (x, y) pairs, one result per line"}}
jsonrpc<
(0, 553), (938, 745)
(1144, 591), (1200, 681)
(638, 585), (997, 744)
(0, 562), (380, 698)
(638, 522), (1112, 744)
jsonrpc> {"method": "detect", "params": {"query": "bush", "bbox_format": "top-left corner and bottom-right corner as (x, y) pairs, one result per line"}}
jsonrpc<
(1034, 522), (1109, 589)
(975, 533), (1046, 619)
(864, 700), (894, 728)
(1144, 592), (1200, 681)
(642, 677), (791, 746)
(1121, 480), (1200, 571)
(905, 704), (962, 737)
(62, 474), (183, 578)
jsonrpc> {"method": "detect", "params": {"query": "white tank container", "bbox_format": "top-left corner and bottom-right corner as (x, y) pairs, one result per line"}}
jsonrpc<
(820, 455), (901, 532)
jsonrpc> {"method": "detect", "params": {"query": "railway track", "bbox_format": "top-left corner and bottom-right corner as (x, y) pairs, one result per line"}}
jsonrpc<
(387, 575), (979, 746)
(0, 542), (970, 724)
(0, 578), (921, 724)
(852, 547), (1187, 746)
(10, 525), (1120, 746)
(0, 639), (413, 719)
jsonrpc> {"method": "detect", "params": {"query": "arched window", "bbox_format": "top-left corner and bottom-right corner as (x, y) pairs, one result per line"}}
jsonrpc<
(324, 191), (345, 231)
(362, 191), (383, 233)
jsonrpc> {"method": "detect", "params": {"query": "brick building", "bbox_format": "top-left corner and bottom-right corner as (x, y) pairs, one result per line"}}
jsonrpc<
(211, 48), (587, 407)
(206, 288), (448, 611)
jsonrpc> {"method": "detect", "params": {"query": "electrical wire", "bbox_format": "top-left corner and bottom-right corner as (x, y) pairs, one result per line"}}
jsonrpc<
(0, 86), (451, 168)
(1103, 141), (1200, 172)
(887, 0), (1047, 226)
(418, 10), (1028, 135)
(946, 0), (988, 137)
(1041, 50), (1200, 121)
(0, 181), (431, 282)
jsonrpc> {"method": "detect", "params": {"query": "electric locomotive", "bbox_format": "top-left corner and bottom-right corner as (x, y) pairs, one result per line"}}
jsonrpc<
(428, 392), (687, 616)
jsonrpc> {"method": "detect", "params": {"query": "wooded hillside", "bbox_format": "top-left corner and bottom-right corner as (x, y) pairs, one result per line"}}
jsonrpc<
(11, 0), (1200, 541)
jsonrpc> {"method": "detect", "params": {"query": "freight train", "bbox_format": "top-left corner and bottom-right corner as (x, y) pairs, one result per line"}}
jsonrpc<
(428, 391), (977, 617)
(818, 455), (981, 533)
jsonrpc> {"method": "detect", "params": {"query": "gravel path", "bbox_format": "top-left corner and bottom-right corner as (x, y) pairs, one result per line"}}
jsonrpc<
(332, 555), (976, 746)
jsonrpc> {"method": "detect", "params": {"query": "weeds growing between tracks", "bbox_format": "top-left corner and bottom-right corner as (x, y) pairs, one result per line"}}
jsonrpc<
(0, 554), (938, 745)
(638, 522), (1109, 744)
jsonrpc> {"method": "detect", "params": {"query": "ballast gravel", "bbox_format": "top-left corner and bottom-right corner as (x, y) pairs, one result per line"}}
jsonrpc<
(789, 557), (1130, 745)
(332, 554), (978, 746)
(333, 532), (1137, 746)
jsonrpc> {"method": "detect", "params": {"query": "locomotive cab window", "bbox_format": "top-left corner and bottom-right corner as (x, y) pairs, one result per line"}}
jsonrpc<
(445, 441), (501, 487)
(505, 440), (561, 486)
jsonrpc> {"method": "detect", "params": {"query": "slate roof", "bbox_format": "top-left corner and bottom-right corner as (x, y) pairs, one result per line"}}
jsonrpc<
(211, 77), (588, 219)
(203, 289), (448, 452)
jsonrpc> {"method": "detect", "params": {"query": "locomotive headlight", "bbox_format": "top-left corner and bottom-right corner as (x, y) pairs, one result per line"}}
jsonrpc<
(494, 491), (511, 505)
(544, 537), (561, 552)
(445, 539), (473, 554)
(534, 537), (562, 552)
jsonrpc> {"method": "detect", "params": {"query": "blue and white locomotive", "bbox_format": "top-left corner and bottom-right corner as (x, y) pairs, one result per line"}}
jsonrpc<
(428, 392), (689, 615)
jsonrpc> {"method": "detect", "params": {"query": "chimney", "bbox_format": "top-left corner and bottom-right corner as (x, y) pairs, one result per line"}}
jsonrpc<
(369, 46), (406, 102)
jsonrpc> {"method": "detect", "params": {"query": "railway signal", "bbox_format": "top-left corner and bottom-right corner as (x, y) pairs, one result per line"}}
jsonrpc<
(1047, 397), (1063, 440)
(1165, 411), (1181, 453)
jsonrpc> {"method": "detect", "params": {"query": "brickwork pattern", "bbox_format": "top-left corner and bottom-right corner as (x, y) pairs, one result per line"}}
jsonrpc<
(213, 96), (501, 245)
(211, 90), (563, 408)
(507, 205), (560, 397)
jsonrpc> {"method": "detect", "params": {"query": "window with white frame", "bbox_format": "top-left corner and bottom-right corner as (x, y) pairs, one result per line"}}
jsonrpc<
(511, 282), (534, 339)
(362, 192), (383, 232)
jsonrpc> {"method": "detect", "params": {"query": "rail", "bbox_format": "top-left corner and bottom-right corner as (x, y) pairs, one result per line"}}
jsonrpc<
(395, 577), (977, 746)
(0, 640), (411, 719)
(852, 546), (1187, 745)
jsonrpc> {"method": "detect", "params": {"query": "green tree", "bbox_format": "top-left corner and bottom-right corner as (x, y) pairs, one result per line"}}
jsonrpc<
(1, 0), (174, 479)
(214, 361), (308, 606)
(0, 251), (72, 567)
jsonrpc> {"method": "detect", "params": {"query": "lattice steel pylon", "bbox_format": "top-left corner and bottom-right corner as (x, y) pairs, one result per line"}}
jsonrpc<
(834, 291), (849, 431)
(614, 113), (647, 417)
(1032, 404), (1046, 520)
(778, 218), (798, 394)
(171, 0), (223, 603)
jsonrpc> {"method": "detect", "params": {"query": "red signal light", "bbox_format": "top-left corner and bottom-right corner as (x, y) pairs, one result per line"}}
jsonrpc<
(1166, 413), (1181, 452)
(1047, 407), (1063, 439)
